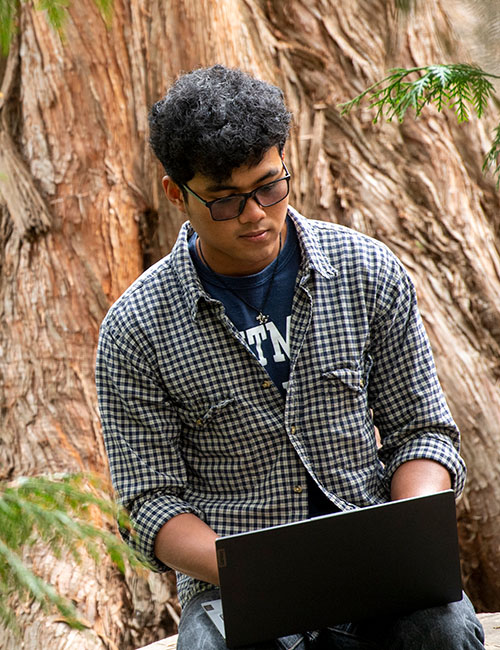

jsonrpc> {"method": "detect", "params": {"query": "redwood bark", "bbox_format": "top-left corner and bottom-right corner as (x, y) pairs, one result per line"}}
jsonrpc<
(1, 0), (499, 647)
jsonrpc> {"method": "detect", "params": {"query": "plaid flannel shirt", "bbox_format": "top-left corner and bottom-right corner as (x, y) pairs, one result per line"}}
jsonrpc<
(96, 208), (465, 608)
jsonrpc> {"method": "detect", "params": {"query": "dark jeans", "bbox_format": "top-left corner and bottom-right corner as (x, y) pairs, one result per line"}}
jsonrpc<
(177, 588), (485, 650)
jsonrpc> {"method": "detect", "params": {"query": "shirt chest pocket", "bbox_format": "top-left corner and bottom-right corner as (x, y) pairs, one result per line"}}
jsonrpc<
(175, 395), (277, 460)
(322, 366), (366, 394)
(322, 352), (372, 387)
(319, 356), (373, 430)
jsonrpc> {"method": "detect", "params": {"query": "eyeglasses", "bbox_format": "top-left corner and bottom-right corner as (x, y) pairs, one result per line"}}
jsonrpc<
(182, 162), (291, 221)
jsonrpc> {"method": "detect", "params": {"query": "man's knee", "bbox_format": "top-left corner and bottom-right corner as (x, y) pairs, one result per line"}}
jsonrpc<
(177, 589), (227, 650)
(385, 593), (485, 649)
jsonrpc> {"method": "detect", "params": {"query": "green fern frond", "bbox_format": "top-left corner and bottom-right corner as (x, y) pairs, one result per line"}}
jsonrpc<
(0, 473), (145, 632)
(340, 64), (497, 124)
(427, 63), (452, 87)
(339, 63), (500, 186)
(482, 125), (500, 188)
(471, 74), (495, 118)
(451, 79), (472, 123)
(0, 538), (86, 630)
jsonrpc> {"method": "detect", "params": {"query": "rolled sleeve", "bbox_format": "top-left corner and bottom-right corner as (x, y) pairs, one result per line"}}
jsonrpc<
(127, 494), (203, 571)
(381, 434), (466, 496)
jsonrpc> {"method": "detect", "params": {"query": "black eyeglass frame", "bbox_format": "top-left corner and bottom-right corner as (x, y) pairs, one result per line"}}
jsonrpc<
(181, 162), (291, 221)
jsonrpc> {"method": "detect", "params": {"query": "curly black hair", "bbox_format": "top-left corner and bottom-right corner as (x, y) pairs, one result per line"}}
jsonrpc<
(148, 64), (292, 185)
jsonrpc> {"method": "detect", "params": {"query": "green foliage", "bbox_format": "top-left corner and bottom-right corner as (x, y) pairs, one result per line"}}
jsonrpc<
(0, 473), (144, 633)
(482, 124), (500, 181)
(394, 0), (416, 11)
(34, 0), (70, 36)
(0, 0), (17, 56)
(339, 63), (500, 186)
(89, 0), (113, 25)
(339, 63), (497, 123)
(0, 0), (113, 56)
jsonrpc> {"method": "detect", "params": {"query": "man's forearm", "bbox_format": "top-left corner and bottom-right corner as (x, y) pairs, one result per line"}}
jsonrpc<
(154, 512), (220, 586)
(390, 458), (452, 501)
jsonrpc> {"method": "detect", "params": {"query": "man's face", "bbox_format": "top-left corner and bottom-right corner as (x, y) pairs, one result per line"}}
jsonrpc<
(166, 147), (289, 276)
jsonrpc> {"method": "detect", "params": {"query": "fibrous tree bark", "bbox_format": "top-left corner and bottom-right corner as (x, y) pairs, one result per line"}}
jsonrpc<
(1, 0), (499, 647)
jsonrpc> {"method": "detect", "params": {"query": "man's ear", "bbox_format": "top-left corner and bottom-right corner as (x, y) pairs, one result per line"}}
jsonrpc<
(162, 176), (187, 213)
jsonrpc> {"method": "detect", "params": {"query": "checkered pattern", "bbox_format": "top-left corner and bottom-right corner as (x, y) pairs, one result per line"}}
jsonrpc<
(95, 208), (465, 608)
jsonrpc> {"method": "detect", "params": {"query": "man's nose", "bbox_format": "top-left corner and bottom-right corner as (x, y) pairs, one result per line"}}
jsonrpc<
(237, 196), (266, 223)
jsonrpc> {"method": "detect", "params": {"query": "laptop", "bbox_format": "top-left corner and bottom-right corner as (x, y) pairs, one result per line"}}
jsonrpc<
(202, 490), (463, 648)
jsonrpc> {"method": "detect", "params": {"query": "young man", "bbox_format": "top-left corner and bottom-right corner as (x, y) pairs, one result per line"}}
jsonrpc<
(96, 65), (485, 649)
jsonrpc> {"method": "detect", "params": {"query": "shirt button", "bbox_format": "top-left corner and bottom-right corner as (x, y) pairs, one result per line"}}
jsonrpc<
(293, 485), (303, 494)
(290, 425), (297, 435)
(196, 418), (203, 426)
(262, 379), (272, 389)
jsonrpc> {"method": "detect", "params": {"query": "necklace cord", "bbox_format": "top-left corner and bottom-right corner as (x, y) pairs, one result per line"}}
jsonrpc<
(197, 232), (283, 324)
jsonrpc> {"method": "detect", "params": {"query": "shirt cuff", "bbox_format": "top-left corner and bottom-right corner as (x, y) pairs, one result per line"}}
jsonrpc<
(380, 434), (466, 498)
(125, 495), (204, 572)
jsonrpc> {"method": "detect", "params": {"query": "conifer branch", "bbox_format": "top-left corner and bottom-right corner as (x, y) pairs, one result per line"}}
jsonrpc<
(483, 125), (500, 183)
(0, 473), (145, 633)
(339, 63), (500, 186)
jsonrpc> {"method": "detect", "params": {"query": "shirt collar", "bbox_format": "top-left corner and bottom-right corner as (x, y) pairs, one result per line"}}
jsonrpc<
(169, 207), (338, 320)
(168, 221), (213, 321)
(286, 206), (338, 280)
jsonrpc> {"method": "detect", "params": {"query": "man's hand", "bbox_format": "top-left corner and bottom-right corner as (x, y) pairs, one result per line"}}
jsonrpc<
(390, 459), (452, 501)
(154, 513), (220, 586)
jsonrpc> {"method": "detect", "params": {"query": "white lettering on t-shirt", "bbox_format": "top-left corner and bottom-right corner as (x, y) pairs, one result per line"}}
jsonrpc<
(240, 316), (291, 367)
(245, 325), (268, 365)
(265, 317), (291, 362)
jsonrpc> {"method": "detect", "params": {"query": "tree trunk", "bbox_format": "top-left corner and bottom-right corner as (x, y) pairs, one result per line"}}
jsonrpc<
(1, 0), (498, 647)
